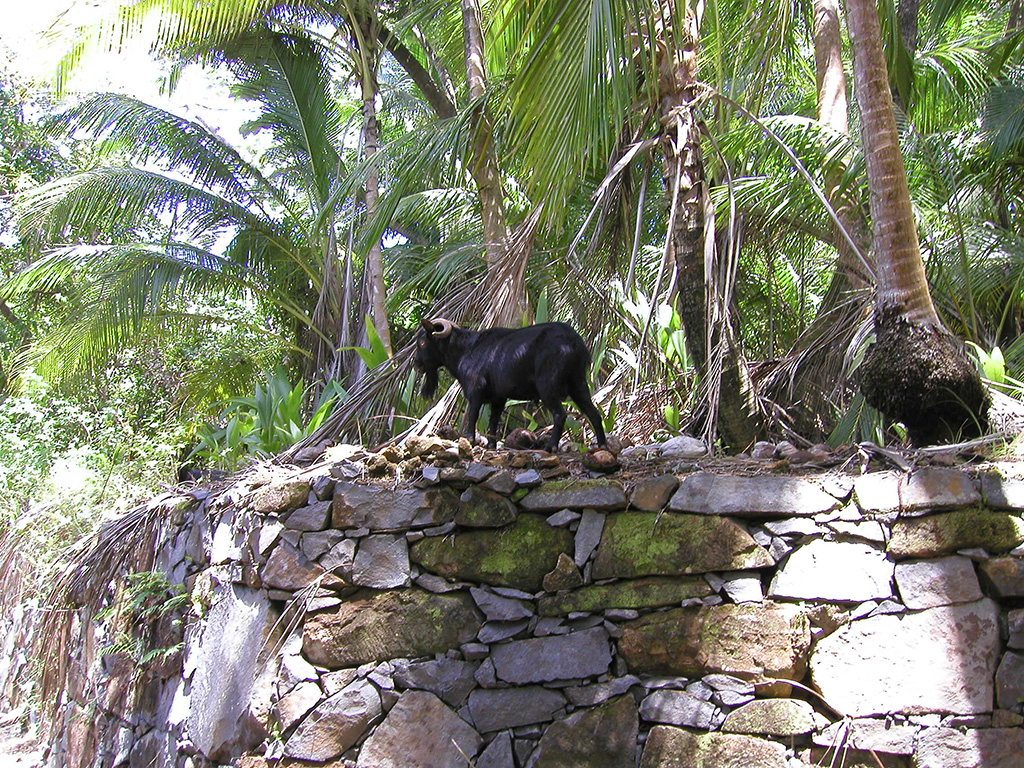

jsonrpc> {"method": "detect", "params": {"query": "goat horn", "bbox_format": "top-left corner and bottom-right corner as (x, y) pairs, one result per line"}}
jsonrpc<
(430, 318), (455, 338)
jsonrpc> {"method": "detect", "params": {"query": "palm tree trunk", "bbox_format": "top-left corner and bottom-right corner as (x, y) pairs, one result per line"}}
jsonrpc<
(460, 0), (526, 325)
(846, 0), (988, 443)
(358, 18), (393, 360)
(657, 1), (762, 450)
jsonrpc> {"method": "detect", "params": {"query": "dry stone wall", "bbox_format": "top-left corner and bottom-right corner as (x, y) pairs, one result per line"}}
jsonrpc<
(37, 439), (1024, 768)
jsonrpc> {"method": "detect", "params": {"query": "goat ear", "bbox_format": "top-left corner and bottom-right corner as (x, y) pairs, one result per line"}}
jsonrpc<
(420, 318), (436, 333)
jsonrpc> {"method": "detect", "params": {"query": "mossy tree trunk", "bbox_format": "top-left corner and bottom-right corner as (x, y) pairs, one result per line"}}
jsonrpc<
(845, 0), (989, 444)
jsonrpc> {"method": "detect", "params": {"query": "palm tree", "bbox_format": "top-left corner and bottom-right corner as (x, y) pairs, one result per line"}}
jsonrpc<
(845, 0), (989, 443)
(8, 30), (362, 401)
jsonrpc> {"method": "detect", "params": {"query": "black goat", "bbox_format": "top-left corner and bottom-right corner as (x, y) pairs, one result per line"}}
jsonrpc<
(414, 318), (607, 452)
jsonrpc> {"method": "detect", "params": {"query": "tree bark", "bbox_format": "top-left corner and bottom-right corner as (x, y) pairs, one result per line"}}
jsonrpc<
(846, 0), (988, 443)
(657, 0), (762, 450)
(358, 15), (393, 359)
(460, 0), (525, 325)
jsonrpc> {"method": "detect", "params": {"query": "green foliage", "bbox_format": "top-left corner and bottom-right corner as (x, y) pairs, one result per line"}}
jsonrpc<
(0, 373), (183, 533)
(189, 367), (347, 468)
(342, 316), (391, 371)
(96, 571), (188, 666)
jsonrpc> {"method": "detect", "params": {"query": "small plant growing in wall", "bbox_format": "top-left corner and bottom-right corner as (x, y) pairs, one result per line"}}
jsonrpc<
(97, 571), (188, 669)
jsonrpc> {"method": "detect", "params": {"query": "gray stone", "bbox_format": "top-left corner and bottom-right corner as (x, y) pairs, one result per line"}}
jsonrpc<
(914, 727), (1024, 768)
(893, 557), (982, 609)
(467, 687), (566, 732)
(639, 689), (722, 729)
(828, 519), (887, 543)
(592, 512), (773, 579)
(639, 726), (788, 768)
(252, 478), (310, 515)
(763, 518), (822, 538)
(538, 576), (712, 616)
(1009, 608), (1024, 649)
(186, 585), (276, 761)
(620, 602), (810, 694)
(301, 529), (346, 561)
(332, 483), (460, 531)
(888, 510), (1024, 559)
(980, 473), (1024, 511)
(475, 732), (514, 768)
(721, 698), (816, 736)
(285, 679), (381, 762)
(532, 694), (638, 768)
(978, 556), (1024, 597)
(669, 473), (839, 518)
(546, 509), (581, 526)
(478, 619), (531, 643)
(812, 718), (918, 755)
(810, 599), (1000, 716)
(519, 480), (628, 512)
(630, 475), (681, 512)
(352, 534), (410, 588)
(573, 510), (605, 567)
(464, 462), (499, 483)
(483, 470), (517, 495)
(283, 500), (332, 531)
(768, 540), (894, 602)
(276, 681), (322, 731)
(854, 469), (980, 515)
(392, 658), (479, 708)
(491, 627), (612, 684)
(515, 469), (543, 487)
(410, 514), (573, 592)
(457, 485), (519, 528)
(471, 587), (534, 621)
(996, 650), (1024, 710)
(565, 675), (641, 706)
(320, 538), (357, 573)
(356, 690), (482, 768)
(659, 435), (708, 459)
(721, 571), (763, 603)
(303, 589), (482, 668)
(262, 540), (327, 591)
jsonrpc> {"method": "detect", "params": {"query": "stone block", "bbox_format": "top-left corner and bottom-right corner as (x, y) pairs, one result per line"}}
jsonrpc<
(978, 556), (1024, 597)
(721, 698), (817, 736)
(467, 686), (566, 732)
(352, 534), (410, 589)
(768, 540), (894, 602)
(592, 512), (773, 579)
(812, 718), (918, 754)
(854, 469), (980, 516)
(995, 650), (1024, 710)
(457, 485), (518, 527)
(630, 475), (680, 512)
(356, 690), (482, 768)
(810, 599), (999, 716)
(491, 627), (612, 684)
(538, 576), (712, 616)
(285, 679), (381, 762)
(639, 689), (722, 729)
(894, 556), (982, 609)
(332, 483), (460, 531)
(532, 695), (638, 768)
(261, 540), (327, 592)
(409, 514), (573, 591)
(887, 510), (1024, 559)
(302, 588), (482, 668)
(619, 602), (810, 691)
(639, 726), (787, 768)
(282, 500), (331, 531)
(519, 479), (628, 512)
(914, 726), (1024, 768)
(251, 479), (310, 515)
(669, 473), (840, 518)
(391, 657), (478, 708)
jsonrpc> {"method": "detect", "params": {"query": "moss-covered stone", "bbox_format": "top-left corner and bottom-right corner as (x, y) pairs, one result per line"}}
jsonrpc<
(887, 508), (1024, 559)
(331, 484), (460, 531)
(537, 577), (712, 616)
(640, 726), (788, 768)
(721, 699), (817, 736)
(302, 588), (481, 668)
(592, 512), (773, 579)
(619, 602), (810, 690)
(251, 479), (310, 515)
(409, 514), (573, 591)
(456, 485), (518, 528)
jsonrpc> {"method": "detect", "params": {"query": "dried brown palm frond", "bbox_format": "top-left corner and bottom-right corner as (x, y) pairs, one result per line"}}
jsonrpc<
(32, 501), (165, 734)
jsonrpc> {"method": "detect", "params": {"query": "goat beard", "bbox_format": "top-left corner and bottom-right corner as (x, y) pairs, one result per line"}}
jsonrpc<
(420, 368), (439, 399)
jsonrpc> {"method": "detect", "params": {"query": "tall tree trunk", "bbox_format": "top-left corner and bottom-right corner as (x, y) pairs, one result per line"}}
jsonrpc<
(766, 0), (873, 439)
(657, 0), (762, 450)
(846, 0), (988, 443)
(460, 0), (526, 325)
(357, 15), (393, 361)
